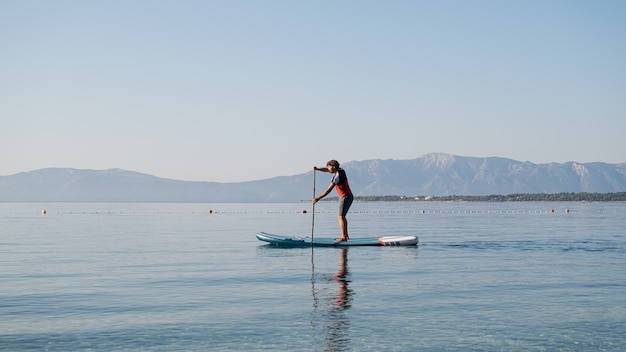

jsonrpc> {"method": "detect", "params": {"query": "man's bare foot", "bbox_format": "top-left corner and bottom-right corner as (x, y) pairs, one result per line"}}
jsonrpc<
(334, 237), (348, 242)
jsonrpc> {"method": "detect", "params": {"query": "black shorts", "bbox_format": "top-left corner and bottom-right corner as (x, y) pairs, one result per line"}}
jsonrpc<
(338, 194), (353, 217)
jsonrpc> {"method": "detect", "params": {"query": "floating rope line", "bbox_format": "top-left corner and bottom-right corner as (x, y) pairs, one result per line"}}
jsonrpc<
(16, 208), (614, 216)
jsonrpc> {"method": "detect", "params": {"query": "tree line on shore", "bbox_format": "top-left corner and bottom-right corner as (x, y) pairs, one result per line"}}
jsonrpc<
(325, 192), (626, 202)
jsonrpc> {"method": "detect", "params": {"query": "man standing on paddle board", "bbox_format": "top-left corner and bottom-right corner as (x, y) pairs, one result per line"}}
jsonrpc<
(313, 160), (354, 242)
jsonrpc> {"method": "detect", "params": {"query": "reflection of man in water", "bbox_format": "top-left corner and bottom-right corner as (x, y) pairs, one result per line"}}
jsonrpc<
(334, 248), (352, 310)
(324, 248), (353, 351)
(310, 248), (354, 350)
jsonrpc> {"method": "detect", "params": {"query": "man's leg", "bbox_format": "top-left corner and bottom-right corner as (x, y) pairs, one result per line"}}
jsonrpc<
(338, 215), (349, 240)
(336, 195), (352, 241)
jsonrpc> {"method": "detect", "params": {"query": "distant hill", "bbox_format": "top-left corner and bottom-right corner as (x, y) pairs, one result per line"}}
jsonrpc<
(345, 153), (626, 197)
(1, 153), (625, 202)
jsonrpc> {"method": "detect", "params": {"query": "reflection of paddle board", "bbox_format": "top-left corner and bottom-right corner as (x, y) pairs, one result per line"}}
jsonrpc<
(256, 232), (419, 247)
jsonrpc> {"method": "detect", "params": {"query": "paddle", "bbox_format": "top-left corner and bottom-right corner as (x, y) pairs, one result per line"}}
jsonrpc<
(311, 168), (316, 247)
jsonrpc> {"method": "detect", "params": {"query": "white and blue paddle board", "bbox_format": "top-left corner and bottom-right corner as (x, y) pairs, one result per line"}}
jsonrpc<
(256, 232), (418, 247)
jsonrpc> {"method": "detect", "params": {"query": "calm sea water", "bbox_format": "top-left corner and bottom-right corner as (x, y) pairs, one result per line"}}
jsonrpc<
(1, 201), (625, 351)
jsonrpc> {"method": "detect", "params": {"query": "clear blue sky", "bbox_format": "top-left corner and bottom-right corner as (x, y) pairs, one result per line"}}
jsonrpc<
(2, 1), (625, 182)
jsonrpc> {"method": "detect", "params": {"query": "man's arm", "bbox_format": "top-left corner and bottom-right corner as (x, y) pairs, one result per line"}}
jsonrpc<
(313, 182), (334, 203)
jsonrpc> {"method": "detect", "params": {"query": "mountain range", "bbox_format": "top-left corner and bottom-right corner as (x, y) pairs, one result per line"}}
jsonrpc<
(1, 153), (625, 202)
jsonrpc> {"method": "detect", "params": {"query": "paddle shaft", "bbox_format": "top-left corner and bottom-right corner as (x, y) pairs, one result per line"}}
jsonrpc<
(311, 169), (316, 245)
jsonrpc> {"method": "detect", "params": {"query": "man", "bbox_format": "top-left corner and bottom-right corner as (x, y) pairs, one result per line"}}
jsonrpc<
(312, 160), (354, 242)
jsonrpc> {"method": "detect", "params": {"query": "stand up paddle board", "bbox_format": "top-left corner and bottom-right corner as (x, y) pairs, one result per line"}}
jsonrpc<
(256, 232), (419, 247)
